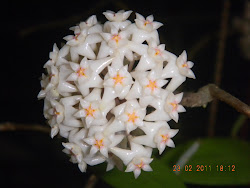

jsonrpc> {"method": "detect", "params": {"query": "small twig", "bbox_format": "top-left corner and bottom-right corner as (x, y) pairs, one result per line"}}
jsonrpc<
(209, 0), (231, 137)
(181, 84), (250, 118)
(0, 122), (50, 133)
(209, 84), (250, 117)
(84, 174), (98, 188)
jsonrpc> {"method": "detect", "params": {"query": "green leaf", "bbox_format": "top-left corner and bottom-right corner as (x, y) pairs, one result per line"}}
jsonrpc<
(163, 138), (250, 186)
(101, 157), (186, 188)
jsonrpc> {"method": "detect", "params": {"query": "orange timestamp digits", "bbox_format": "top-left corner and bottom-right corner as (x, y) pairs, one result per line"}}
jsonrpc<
(173, 164), (235, 172)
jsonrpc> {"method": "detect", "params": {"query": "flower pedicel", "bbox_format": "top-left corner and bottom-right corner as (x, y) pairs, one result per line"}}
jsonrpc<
(38, 10), (195, 179)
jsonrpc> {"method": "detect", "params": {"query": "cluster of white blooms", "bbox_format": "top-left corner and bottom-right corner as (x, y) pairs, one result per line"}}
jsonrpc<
(38, 10), (195, 179)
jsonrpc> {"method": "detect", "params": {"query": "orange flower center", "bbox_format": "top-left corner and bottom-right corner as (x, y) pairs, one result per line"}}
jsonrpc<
(161, 134), (169, 143)
(182, 62), (188, 68)
(113, 73), (124, 85)
(95, 139), (104, 149)
(146, 80), (157, 91)
(155, 49), (161, 56)
(85, 105), (96, 117)
(54, 109), (60, 116)
(144, 20), (150, 26)
(127, 111), (139, 123)
(170, 102), (178, 111)
(77, 67), (86, 77)
(112, 34), (121, 44)
(74, 33), (80, 40)
(136, 161), (144, 168)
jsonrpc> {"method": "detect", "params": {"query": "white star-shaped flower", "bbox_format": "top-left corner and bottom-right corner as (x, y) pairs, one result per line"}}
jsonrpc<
(103, 10), (133, 31)
(62, 142), (83, 163)
(44, 43), (69, 67)
(101, 27), (134, 63)
(147, 39), (169, 62)
(104, 65), (133, 99)
(62, 142), (87, 172)
(47, 99), (64, 127)
(176, 50), (195, 79)
(125, 157), (153, 179)
(103, 10), (133, 22)
(129, 13), (162, 44)
(110, 141), (153, 178)
(68, 128), (89, 154)
(132, 121), (170, 148)
(84, 132), (111, 158)
(154, 127), (179, 154)
(38, 64), (60, 99)
(161, 54), (187, 92)
(134, 13), (163, 32)
(101, 27), (129, 49)
(138, 67), (168, 98)
(67, 57), (113, 96)
(164, 92), (186, 122)
(143, 90), (171, 121)
(75, 99), (105, 128)
(114, 99), (146, 133)
(75, 88), (114, 128)
(64, 25), (103, 61)
(64, 26), (88, 47)
(84, 131), (124, 159)
(135, 40), (169, 71)
(78, 15), (102, 34)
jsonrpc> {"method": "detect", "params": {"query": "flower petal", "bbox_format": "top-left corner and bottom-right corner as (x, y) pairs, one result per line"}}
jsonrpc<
(125, 163), (135, 172)
(166, 138), (175, 148)
(134, 168), (141, 179)
(100, 147), (109, 158)
(142, 164), (153, 172)
(90, 145), (99, 156)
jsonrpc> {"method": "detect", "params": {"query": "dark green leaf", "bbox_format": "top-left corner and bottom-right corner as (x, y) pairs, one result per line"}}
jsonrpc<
(163, 138), (250, 186)
(101, 157), (186, 188)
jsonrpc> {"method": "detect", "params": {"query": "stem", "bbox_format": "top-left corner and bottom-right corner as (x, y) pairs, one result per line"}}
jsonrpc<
(208, 0), (231, 137)
(0, 122), (50, 133)
(84, 174), (98, 188)
(181, 84), (250, 118)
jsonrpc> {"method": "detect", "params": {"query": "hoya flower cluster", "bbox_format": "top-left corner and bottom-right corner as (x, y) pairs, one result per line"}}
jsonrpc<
(38, 10), (195, 179)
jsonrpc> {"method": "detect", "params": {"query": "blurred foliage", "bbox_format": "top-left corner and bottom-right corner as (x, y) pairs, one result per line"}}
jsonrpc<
(101, 138), (250, 187)
(101, 157), (186, 188)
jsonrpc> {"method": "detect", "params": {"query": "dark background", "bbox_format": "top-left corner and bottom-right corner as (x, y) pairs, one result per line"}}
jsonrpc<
(1, 0), (249, 187)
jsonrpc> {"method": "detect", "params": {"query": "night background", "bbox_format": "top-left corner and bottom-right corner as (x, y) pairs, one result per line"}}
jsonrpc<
(1, 0), (249, 187)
